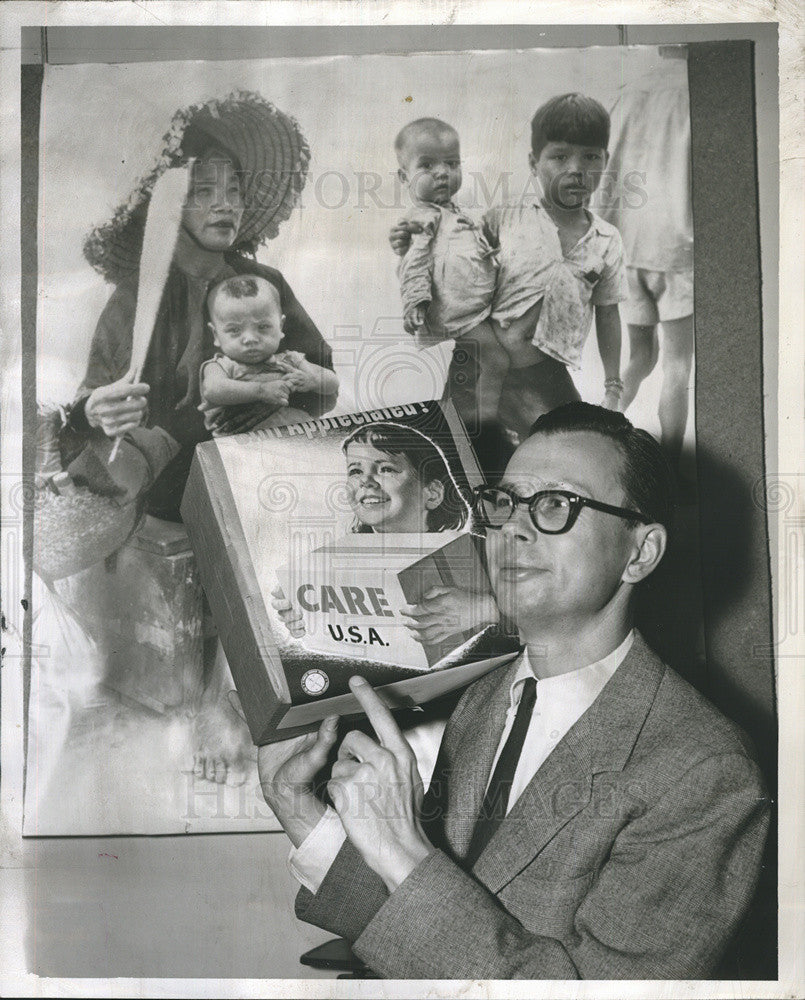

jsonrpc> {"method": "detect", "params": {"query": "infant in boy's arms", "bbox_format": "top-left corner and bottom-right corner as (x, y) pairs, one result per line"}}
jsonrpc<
(395, 118), (507, 430)
(199, 274), (339, 437)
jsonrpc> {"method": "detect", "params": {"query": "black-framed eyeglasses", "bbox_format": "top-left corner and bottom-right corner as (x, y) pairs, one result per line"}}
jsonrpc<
(471, 485), (651, 535)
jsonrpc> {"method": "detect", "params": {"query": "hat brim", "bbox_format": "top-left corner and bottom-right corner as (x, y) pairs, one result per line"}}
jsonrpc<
(84, 90), (310, 284)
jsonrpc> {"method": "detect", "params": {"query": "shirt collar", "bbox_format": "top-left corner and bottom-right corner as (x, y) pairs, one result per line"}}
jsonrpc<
(509, 629), (635, 709)
(530, 199), (607, 237)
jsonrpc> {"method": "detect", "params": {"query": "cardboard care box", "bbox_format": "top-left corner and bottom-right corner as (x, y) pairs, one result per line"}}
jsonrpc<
(181, 400), (519, 743)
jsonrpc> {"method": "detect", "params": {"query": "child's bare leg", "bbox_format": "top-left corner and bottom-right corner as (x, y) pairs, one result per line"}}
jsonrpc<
(469, 321), (510, 426)
(498, 356), (581, 441)
(622, 323), (660, 411)
(658, 315), (694, 468)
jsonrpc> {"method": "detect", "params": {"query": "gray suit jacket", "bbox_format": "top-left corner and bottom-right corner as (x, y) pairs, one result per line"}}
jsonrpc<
(295, 633), (770, 979)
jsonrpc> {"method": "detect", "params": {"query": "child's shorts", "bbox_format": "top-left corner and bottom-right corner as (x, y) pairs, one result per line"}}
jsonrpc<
(623, 266), (694, 326)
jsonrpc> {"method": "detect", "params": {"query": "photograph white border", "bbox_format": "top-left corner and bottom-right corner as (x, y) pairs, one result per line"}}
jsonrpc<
(1, 3), (801, 998)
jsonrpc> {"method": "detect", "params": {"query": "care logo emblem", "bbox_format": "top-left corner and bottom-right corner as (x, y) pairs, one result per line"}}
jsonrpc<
(301, 669), (330, 696)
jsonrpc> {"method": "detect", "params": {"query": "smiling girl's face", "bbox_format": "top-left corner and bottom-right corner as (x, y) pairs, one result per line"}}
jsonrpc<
(345, 442), (443, 533)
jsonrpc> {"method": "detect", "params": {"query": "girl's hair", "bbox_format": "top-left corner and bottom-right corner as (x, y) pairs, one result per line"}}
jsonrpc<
(342, 422), (469, 533)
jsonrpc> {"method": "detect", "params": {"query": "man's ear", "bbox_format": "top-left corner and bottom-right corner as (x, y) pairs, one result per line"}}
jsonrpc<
(397, 167), (408, 186)
(423, 479), (445, 511)
(621, 523), (667, 585)
(208, 322), (220, 349)
(280, 313), (286, 333)
(528, 150), (538, 174)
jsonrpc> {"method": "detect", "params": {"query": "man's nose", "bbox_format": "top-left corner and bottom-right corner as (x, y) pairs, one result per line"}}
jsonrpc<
(500, 506), (538, 542)
(433, 161), (449, 178)
(565, 156), (584, 177)
(241, 328), (259, 343)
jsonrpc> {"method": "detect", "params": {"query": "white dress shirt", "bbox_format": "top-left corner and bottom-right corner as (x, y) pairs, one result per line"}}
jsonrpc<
(289, 631), (634, 893)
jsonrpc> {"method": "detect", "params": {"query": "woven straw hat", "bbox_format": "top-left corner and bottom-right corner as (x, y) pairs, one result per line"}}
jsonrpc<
(84, 89), (310, 284)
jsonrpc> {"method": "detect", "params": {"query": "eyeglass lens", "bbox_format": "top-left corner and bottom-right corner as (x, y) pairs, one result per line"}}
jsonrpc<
(479, 489), (573, 532)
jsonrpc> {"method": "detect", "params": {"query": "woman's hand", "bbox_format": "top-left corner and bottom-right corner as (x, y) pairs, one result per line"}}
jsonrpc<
(270, 585), (306, 638)
(401, 585), (499, 645)
(388, 219), (423, 257)
(84, 378), (149, 438)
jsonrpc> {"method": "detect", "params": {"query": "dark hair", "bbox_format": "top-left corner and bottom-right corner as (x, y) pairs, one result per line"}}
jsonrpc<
(530, 93), (610, 158)
(207, 273), (281, 317)
(342, 422), (468, 532)
(180, 124), (244, 174)
(528, 402), (676, 534)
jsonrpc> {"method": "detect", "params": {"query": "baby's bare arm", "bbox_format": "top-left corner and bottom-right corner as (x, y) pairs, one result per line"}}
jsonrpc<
(201, 362), (290, 407)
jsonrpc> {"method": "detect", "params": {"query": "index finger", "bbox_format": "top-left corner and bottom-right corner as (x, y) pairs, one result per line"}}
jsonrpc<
(348, 676), (409, 754)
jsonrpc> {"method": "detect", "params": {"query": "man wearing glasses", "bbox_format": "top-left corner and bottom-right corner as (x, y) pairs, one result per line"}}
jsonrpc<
(260, 402), (769, 980)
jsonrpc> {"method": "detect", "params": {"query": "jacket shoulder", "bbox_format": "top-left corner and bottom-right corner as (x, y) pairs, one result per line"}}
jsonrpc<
(636, 658), (762, 778)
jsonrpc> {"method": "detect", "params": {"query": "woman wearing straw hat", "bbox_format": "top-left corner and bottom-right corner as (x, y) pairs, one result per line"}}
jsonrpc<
(69, 89), (337, 522)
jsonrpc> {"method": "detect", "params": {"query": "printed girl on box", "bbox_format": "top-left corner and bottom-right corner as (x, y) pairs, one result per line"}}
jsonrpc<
(273, 423), (500, 644)
(343, 422), (468, 534)
(69, 90), (337, 522)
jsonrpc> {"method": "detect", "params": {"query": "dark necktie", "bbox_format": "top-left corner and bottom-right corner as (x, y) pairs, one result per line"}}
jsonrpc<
(465, 676), (537, 868)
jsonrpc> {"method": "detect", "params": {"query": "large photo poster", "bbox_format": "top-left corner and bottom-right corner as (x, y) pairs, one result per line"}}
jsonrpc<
(26, 42), (704, 836)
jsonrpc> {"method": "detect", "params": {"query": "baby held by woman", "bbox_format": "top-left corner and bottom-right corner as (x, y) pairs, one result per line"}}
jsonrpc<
(199, 274), (338, 436)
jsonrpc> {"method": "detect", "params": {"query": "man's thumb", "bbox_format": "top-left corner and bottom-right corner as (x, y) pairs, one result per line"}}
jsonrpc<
(305, 716), (339, 765)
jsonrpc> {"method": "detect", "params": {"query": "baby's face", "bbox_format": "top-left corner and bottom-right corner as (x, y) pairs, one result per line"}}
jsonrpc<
(211, 289), (284, 365)
(399, 130), (462, 206)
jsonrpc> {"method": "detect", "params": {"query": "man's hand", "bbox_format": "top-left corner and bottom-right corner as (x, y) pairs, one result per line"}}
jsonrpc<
(401, 586), (499, 645)
(403, 303), (428, 335)
(85, 378), (149, 438)
(327, 677), (433, 892)
(388, 219), (423, 257)
(257, 379), (291, 408)
(257, 717), (339, 848)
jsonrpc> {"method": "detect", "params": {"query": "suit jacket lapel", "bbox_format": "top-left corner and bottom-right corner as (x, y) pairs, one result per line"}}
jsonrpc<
(471, 632), (666, 893)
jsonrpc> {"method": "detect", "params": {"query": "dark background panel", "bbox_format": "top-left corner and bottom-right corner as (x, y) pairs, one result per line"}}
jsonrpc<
(688, 40), (776, 980)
